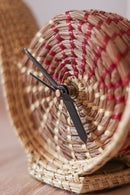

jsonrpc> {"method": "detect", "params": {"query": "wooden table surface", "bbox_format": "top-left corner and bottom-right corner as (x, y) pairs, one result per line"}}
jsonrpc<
(0, 91), (130, 195)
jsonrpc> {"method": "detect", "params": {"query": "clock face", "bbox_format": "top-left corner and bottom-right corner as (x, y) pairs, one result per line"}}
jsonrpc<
(20, 10), (130, 175)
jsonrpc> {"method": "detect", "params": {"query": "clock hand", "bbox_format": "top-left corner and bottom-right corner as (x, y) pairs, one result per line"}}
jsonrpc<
(56, 87), (87, 144)
(64, 99), (87, 144)
(30, 72), (55, 92)
(23, 48), (58, 89)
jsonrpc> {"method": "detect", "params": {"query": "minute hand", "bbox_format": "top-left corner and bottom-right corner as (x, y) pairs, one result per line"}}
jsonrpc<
(23, 48), (58, 89)
(62, 96), (87, 144)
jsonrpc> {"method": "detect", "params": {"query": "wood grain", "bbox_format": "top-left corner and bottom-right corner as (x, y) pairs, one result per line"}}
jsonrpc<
(0, 89), (130, 195)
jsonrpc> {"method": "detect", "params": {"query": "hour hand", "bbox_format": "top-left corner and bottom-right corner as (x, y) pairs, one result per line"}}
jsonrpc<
(30, 72), (55, 92)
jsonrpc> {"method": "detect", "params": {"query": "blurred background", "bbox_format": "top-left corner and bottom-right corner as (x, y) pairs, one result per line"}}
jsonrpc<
(24, 0), (130, 27)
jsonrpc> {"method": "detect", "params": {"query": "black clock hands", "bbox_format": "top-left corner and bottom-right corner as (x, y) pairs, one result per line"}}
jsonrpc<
(23, 48), (87, 144)
(30, 72), (55, 92)
(62, 96), (87, 144)
(23, 48), (58, 89)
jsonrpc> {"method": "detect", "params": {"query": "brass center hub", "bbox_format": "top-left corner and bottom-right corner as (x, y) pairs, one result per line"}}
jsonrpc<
(55, 83), (78, 99)
(55, 89), (61, 98)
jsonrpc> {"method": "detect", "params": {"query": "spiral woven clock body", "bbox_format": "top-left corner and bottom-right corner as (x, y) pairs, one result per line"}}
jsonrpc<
(1, 7), (130, 194)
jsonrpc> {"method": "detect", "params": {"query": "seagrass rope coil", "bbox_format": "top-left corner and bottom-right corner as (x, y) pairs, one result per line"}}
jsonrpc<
(0, 3), (130, 194)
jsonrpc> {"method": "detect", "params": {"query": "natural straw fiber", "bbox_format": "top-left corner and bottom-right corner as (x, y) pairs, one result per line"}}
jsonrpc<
(0, 5), (130, 194)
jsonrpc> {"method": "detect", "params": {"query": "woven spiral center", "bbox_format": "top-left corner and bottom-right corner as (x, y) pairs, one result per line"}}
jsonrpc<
(22, 10), (130, 161)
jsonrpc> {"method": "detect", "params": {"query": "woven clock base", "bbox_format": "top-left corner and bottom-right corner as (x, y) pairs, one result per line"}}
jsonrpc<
(29, 161), (130, 193)
(0, 2), (130, 194)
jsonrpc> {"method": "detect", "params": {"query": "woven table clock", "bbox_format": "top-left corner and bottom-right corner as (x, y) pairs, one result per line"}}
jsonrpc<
(0, 1), (130, 193)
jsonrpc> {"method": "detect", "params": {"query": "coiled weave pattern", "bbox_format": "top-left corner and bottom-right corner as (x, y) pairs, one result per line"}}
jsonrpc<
(1, 6), (130, 194)
(22, 10), (130, 160)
